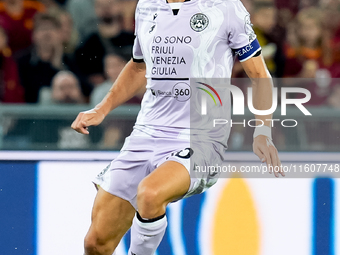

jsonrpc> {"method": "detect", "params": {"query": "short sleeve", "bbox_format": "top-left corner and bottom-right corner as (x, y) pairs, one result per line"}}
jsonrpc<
(228, 1), (261, 62)
(132, 5), (144, 63)
(132, 37), (144, 62)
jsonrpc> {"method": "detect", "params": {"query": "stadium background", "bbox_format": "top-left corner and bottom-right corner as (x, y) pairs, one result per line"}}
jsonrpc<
(1, 152), (340, 255)
(0, 0), (340, 254)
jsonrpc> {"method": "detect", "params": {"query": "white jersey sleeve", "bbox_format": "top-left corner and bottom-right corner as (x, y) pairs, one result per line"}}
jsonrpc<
(132, 4), (144, 62)
(227, 0), (261, 62)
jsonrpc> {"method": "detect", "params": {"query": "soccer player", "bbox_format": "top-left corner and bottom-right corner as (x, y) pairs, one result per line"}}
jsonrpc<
(71, 0), (284, 254)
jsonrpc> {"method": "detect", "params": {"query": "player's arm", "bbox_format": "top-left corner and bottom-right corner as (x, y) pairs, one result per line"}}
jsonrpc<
(241, 55), (284, 177)
(94, 60), (146, 116)
(71, 60), (146, 135)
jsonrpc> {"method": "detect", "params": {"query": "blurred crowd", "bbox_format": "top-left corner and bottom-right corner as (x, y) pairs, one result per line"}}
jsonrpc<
(0, 0), (139, 106)
(0, 0), (339, 108)
(236, 0), (340, 107)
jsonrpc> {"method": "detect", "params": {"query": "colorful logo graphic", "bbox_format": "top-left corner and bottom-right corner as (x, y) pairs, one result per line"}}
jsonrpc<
(196, 82), (223, 106)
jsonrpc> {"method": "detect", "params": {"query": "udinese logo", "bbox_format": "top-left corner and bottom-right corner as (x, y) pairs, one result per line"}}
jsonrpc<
(190, 13), (209, 32)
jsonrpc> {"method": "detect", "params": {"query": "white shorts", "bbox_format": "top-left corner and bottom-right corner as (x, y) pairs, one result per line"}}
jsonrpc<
(93, 127), (222, 209)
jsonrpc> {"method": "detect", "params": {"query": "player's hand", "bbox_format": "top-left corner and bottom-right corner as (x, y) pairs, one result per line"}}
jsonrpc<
(71, 109), (105, 135)
(253, 135), (284, 178)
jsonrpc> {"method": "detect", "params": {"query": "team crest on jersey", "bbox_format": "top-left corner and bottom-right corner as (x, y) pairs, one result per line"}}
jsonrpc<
(190, 13), (209, 32)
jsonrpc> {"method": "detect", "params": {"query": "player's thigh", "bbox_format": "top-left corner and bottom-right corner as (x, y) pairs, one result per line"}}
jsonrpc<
(138, 160), (191, 205)
(86, 186), (136, 247)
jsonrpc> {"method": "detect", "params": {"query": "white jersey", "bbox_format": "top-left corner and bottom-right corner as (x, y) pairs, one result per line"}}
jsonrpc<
(132, 0), (261, 148)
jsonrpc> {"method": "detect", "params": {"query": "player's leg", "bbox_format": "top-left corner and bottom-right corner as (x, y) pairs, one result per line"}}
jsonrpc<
(128, 161), (191, 255)
(84, 186), (136, 255)
(137, 160), (190, 218)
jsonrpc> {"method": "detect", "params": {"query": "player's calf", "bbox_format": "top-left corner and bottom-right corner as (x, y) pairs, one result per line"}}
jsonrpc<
(128, 211), (168, 255)
(84, 188), (135, 255)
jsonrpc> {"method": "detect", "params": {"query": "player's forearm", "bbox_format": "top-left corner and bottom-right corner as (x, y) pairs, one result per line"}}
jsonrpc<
(252, 76), (273, 127)
(94, 60), (146, 117)
(241, 55), (273, 127)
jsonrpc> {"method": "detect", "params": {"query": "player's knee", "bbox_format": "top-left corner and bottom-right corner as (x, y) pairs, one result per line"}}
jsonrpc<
(84, 232), (112, 255)
(137, 182), (161, 218)
(84, 234), (100, 254)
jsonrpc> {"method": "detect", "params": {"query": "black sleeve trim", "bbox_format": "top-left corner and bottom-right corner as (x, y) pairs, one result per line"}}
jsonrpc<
(253, 50), (262, 57)
(133, 57), (144, 63)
